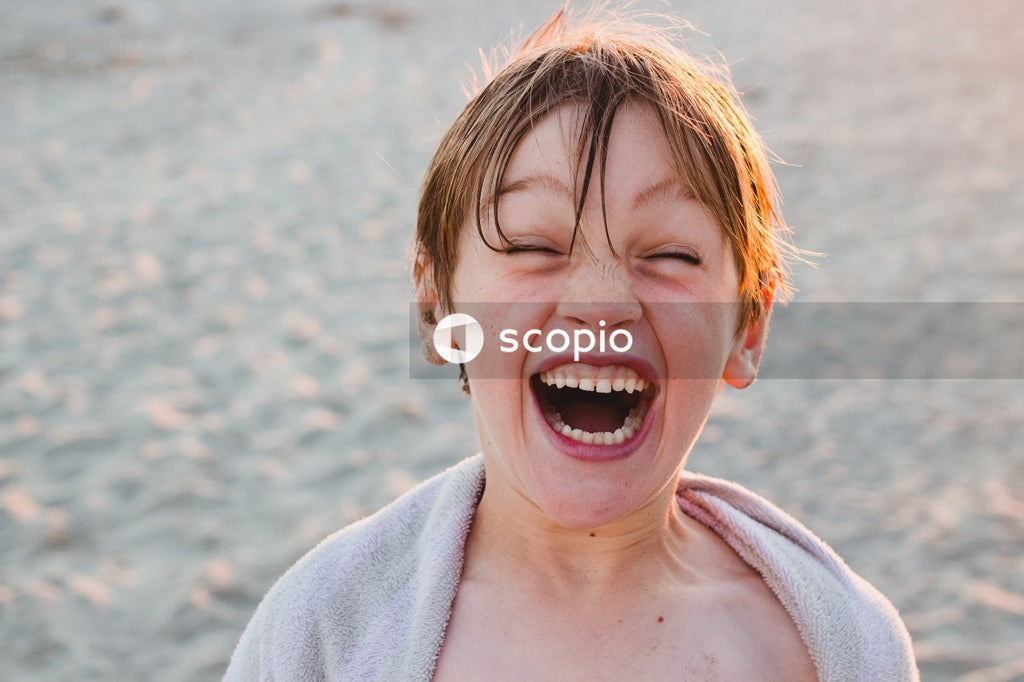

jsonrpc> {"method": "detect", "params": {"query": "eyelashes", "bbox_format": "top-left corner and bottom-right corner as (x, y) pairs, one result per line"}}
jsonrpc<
(501, 241), (565, 256)
(645, 250), (703, 266)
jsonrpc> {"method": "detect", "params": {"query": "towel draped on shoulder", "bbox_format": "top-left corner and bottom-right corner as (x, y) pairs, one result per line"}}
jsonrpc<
(225, 455), (918, 681)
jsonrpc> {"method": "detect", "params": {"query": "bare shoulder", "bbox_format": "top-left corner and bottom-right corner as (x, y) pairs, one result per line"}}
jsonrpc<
(678, 513), (819, 681)
(700, 570), (818, 680)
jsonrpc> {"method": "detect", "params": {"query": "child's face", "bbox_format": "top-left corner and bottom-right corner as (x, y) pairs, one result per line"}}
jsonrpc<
(445, 102), (766, 529)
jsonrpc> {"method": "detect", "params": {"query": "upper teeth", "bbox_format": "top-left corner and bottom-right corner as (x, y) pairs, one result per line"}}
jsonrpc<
(538, 363), (648, 394)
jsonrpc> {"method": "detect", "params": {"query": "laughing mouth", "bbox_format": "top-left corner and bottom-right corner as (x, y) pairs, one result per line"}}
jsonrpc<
(532, 363), (656, 446)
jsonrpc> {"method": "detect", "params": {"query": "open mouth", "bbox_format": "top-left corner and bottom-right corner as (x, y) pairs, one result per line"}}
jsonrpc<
(531, 362), (656, 446)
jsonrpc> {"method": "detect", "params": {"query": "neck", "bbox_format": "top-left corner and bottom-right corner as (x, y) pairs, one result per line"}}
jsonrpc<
(463, 468), (702, 603)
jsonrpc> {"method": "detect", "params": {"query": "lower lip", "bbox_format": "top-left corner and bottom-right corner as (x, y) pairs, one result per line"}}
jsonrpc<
(531, 385), (656, 463)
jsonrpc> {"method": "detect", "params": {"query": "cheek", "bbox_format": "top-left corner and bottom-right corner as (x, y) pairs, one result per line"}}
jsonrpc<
(457, 305), (545, 382)
(656, 310), (736, 379)
(467, 378), (530, 447)
(450, 232), (494, 300)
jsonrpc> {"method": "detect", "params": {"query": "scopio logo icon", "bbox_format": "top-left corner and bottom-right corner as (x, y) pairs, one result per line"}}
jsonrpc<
(433, 313), (484, 364)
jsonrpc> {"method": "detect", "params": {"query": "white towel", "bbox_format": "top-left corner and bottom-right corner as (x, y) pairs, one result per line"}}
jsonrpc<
(225, 455), (918, 681)
(676, 472), (918, 681)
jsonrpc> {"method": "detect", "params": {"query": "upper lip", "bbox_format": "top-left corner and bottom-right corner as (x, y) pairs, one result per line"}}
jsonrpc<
(530, 352), (661, 386)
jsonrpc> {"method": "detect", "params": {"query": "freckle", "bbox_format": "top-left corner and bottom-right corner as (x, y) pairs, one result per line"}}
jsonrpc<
(589, 532), (596, 537)
(657, 616), (664, 623)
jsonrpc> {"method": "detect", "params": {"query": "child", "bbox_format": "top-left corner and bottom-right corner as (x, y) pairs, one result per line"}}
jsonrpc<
(226, 7), (918, 680)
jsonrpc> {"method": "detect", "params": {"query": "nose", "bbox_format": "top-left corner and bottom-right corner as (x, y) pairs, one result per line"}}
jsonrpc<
(556, 256), (642, 331)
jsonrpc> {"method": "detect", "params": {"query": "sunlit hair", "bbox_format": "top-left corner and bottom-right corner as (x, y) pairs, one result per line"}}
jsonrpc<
(415, 4), (793, 353)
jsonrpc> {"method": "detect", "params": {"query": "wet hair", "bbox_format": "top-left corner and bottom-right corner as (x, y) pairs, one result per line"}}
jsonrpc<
(415, 5), (793, 386)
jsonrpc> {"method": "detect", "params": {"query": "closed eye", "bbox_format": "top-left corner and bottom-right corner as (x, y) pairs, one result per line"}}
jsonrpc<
(646, 250), (703, 266)
(502, 241), (564, 256)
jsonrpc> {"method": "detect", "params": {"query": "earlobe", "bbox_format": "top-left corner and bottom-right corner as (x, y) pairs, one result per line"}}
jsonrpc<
(722, 328), (762, 388)
(723, 292), (773, 389)
(414, 249), (447, 366)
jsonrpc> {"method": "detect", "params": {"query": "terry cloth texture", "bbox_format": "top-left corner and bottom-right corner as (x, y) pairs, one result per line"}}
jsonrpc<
(225, 454), (919, 681)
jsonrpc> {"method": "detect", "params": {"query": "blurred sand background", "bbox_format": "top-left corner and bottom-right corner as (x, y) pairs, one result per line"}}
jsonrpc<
(2, 0), (1022, 679)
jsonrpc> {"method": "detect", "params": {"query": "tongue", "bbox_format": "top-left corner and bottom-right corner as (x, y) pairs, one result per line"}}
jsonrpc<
(560, 400), (624, 434)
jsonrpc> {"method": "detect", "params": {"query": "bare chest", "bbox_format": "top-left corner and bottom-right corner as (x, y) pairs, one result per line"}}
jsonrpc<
(431, 582), (817, 682)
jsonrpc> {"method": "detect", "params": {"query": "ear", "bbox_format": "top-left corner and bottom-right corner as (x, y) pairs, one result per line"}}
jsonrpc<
(414, 248), (447, 366)
(722, 289), (773, 389)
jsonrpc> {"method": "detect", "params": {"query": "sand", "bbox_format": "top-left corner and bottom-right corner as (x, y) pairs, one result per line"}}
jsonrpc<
(1, 0), (1022, 680)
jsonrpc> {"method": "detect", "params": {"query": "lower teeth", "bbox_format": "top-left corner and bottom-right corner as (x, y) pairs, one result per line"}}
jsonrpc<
(543, 403), (648, 446)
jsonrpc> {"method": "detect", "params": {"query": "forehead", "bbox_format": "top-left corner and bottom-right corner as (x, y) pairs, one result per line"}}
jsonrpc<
(492, 102), (697, 213)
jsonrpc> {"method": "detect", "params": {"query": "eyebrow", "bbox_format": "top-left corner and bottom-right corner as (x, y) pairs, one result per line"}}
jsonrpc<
(631, 176), (697, 210)
(494, 173), (574, 204)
